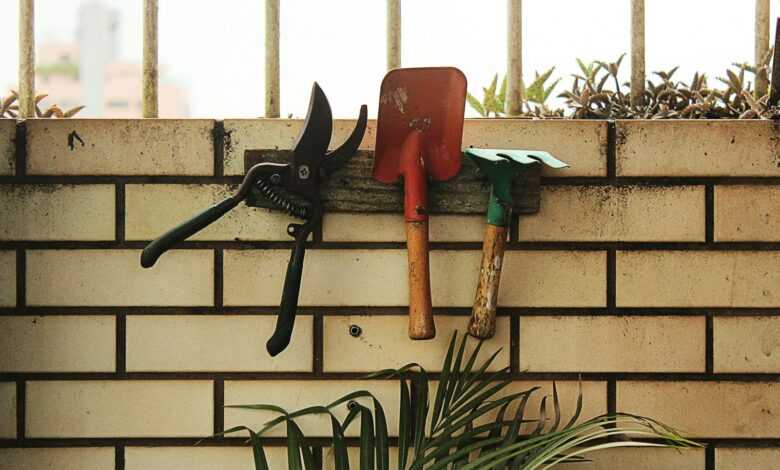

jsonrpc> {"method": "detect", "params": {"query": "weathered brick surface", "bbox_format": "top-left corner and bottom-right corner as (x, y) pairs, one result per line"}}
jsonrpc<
(519, 316), (705, 372)
(0, 382), (15, 438)
(0, 185), (114, 240)
(126, 184), (297, 241)
(0, 316), (115, 372)
(26, 250), (213, 306)
(0, 448), (114, 470)
(715, 185), (780, 241)
(716, 448), (780, 470)
(222, 119), (377, 175)
(26, 380), (213, 437)
(616, 120), (780, 176)
(584, 448), (704, 470)
(519, 186), (705, 241)
(223, 119), (604, 176)
(322, 315), (510, 372)
(126, 315), (312, 371)
(125, 447), (286, 470)
(714, 316), (780, 373)
(617, 251), (780, 307)
(504, 381), (606, 433)
(462, 120), (607, 177)
(322, 213), (486, 242)
(224, 380), (398, 437)
(225, 249), (604, 307)
(0, 250), (15, 307)
(26, 119), (214, 175)
(618, 381), (780, 437)
(0, 119), (14, 175)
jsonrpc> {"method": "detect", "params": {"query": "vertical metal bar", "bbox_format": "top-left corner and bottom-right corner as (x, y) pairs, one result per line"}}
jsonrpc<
(18, 0), (35, 118)
(755, 0), (770, 98)
(265, 0), (280, 118)
(769, 18), (780, 106)
(387, 0), (401, 70)
(142, 0), (158, 118)
(630, 0), (645, 107)
(505, 0), (522, 116)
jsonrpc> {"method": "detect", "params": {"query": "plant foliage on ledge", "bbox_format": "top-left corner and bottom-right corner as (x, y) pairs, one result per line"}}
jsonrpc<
(1, 90), (84, 118)
(469, 51), (778, 120)
(223, 332), (697, 469)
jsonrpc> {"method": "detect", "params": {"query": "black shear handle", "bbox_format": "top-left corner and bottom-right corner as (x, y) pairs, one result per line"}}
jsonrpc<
(141, 197), (238, 268)
(266, 231), (307, 356)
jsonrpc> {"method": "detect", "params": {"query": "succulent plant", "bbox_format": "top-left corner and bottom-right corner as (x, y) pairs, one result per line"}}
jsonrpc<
(1, 90), (84, 118)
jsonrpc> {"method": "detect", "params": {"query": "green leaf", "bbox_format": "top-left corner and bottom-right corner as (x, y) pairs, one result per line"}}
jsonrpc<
(374, 399), (389, 470)
(358, 404), (376, 470)
(286, 419), (303, 470)
(466, 93), (486, 117)
(330, 416), (350, 470)
(398, 379), (411, 470)
(431, 331), (457, 430)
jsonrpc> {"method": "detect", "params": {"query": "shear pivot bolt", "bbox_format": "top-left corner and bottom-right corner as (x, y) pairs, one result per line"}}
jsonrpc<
(349, 324), (362, 337)
(269, 173), (281, 184)
(297, 165), (310, 180)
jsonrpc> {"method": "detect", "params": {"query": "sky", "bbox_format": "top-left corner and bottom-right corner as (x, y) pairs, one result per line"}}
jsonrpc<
(0, 0), (778, 118)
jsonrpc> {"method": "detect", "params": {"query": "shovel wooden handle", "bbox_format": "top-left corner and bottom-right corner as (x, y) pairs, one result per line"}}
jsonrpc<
(468, 224), (508, 339)
(406, 220), (435, 339)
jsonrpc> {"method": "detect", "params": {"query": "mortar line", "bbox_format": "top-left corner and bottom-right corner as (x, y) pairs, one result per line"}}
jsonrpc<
(14, 121), (26, 178)
(705, 444), (715, 470)
(15, 249), (25, 308)
(313, 313), (324, 375)
(314, 446), (323, 470)
(115, 445), (125, 470)
(213, 379), (224, 435)
(705, 184), (714, 243)
(213, 121), (225, 177)
(607, 379), (617, 415)
(115, 183), (126, 242)
(706, 314), (714, 374)
(606, 249), (616, 310)
(510, 314), (520, 374)
(16, 380), (25, 439)
(214, 250), (224, 310)
(606, 120), (616, 181)
(116, 314), (126, 374)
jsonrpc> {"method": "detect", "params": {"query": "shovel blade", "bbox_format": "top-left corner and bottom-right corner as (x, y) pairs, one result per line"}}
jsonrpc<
(374, 67), (467, 183)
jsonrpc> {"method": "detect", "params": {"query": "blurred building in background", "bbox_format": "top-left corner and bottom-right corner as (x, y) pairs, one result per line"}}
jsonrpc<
(34, 0), (188, 117)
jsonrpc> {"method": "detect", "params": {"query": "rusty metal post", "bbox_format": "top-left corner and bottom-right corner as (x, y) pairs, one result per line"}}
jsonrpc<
(505, 0), (522, 116)
(755, 0), (770, 98)
(265, 0), (280, 118)
(387, 0), (401, 70)
(630, 0), (645, 107)
(18, 0), (35, 118)
(142, 0), (158, 118)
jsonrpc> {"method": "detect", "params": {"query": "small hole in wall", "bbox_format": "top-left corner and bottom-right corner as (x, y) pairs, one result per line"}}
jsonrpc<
(349, 324), (362, 337)
(347, 400), (358, 410)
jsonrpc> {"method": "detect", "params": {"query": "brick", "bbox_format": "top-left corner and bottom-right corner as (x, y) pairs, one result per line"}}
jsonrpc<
(616, 120), (780, 176)
(223, 119), (377, 175)
(126, 184), (298, 241)
(224, 249), (604, 307)
(0, 250), (14, 307)
(716, 448), (780, 470)
(617, 251), (780, 307)
(26, 249), (213, 306)
(322, 213), (486, 242)
(714, 316), (780, 373)
(224, 380), (398, 437)
(322, 315), (510, 372)
(519, 185), (704, 241)
(0, 382), (15, 438)
(715, 185), (780, 241)
(519, 316), (705, 372)
(325, 448), (402, 470)
(0, 119), (14, 175)
(583, 448), (704, 470)
(26, 119), (214, 175)
(125, 447), (286, 470)
(0, 185), (114, 240)
(0, 448), (114, 470)
(618, 381), (780, 438)
(126, 315), (312, 372)
(26, 380), (212, 437)
(462, 120), (607, 177)
(0, 316), (115, 372)
(223, 119), (604, 177)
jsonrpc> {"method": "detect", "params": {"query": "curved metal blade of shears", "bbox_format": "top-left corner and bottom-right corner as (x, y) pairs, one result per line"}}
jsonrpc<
(321, 104), (368, 176)
(289, 82), (333, 197)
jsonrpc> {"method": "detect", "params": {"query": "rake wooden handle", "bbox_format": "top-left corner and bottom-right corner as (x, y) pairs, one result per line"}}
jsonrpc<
(406, 220), (435, 339)
(468, 224), (508, 339)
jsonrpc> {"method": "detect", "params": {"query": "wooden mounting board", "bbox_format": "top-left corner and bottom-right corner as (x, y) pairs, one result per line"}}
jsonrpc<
(244, 149), (541, 215)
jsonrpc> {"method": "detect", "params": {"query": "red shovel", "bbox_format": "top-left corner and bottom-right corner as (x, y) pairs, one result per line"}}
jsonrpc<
(374, 67), (467, 339)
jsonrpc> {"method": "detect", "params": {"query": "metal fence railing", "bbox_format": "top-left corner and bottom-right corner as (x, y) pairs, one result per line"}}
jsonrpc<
(15, 0), (775, 119)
